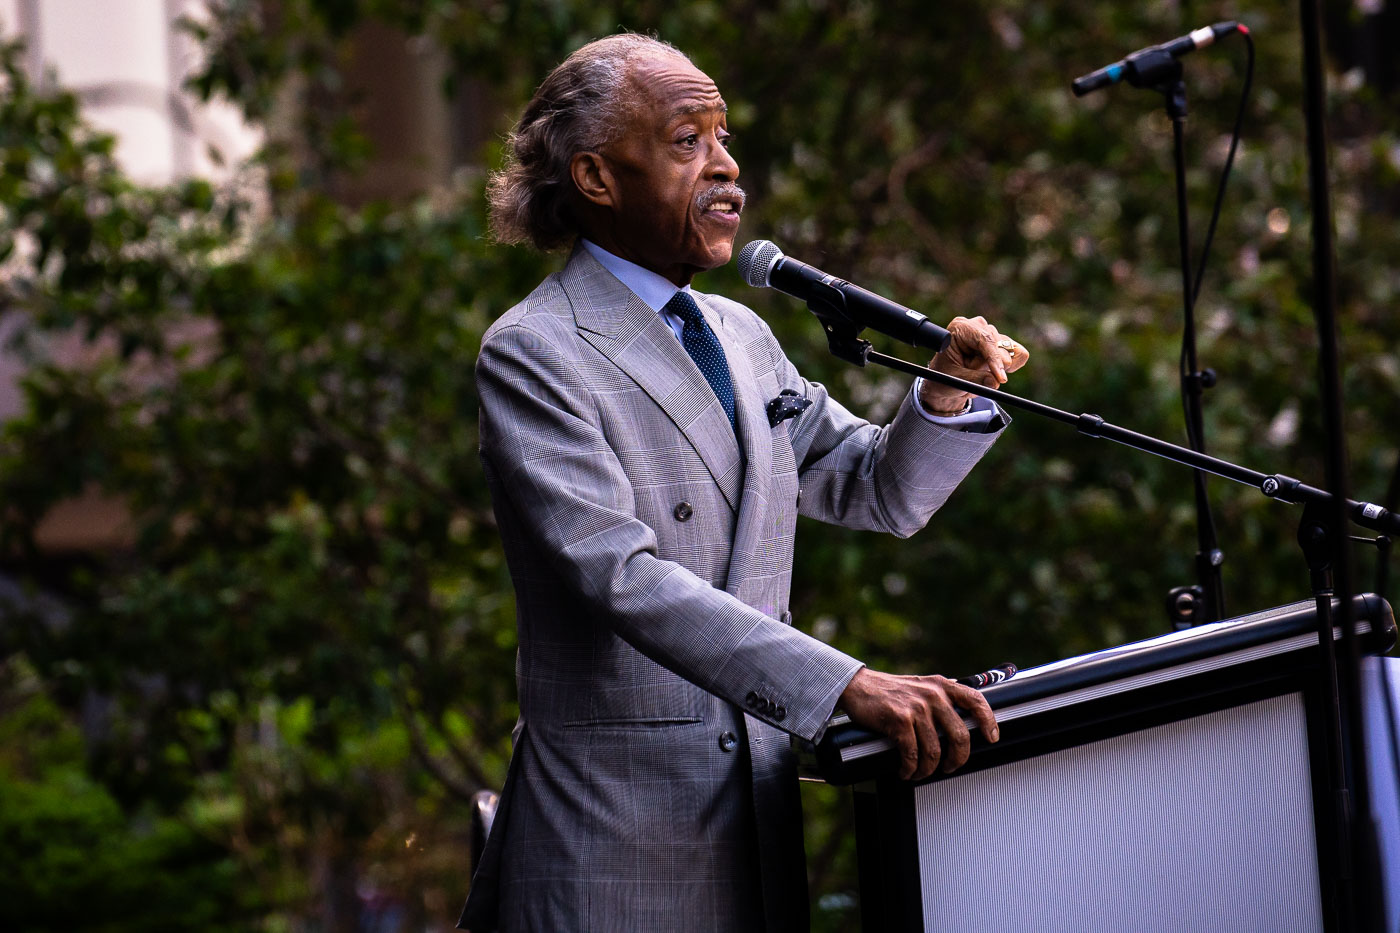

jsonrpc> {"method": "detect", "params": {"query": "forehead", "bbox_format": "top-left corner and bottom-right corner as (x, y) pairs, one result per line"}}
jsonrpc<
(623, 53), (726, 125)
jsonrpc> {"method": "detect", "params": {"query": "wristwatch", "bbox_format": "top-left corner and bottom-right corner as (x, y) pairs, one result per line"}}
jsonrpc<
(930, 397), (974, 417)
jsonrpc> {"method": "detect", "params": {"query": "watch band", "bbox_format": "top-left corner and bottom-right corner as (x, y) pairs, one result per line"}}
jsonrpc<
(928, 396), (974, 417)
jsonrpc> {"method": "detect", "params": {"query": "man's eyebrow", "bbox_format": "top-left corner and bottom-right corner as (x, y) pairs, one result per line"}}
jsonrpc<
(669, 102), (728, 118)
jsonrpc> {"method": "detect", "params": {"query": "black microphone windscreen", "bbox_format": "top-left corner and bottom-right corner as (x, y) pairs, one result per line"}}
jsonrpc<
(736, 240), (782, 288)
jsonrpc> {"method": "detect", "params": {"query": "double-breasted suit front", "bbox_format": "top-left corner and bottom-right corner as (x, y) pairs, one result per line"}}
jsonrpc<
(459, 246), (1005, 932)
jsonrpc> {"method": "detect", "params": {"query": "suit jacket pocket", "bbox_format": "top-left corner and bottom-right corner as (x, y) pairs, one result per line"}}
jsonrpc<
(560, 716), (704, 729)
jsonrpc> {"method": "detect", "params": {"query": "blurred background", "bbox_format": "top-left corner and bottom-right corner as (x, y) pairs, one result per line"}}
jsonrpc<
(1, 1), (1397, 930)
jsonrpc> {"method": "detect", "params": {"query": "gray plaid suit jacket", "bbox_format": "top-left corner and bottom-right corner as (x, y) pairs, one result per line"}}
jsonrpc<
(458, 247), (1005, 932)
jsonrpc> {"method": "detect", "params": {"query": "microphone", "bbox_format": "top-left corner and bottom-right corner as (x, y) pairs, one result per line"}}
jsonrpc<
(956, 663), (1018, 690)
(736, 240), (951, 352)
(1072, 21), (1243, 97)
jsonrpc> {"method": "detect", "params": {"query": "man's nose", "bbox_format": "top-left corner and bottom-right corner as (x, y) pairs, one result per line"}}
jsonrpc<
(708, 138), (739, 182)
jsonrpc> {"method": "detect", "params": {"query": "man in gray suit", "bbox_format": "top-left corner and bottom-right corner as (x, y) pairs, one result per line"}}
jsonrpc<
(460, 33), (1028, 933)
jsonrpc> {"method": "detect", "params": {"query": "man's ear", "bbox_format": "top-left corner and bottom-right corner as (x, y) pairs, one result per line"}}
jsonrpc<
(569, 152), (615, 208)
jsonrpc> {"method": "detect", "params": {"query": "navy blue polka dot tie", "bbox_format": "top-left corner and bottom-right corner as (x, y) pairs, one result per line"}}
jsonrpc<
(665, 291), (736, 430)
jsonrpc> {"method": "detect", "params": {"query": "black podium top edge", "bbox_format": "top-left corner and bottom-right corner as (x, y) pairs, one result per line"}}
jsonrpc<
(800, 593), (1396, 785)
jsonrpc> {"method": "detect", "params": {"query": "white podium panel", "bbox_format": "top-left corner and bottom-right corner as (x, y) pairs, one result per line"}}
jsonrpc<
(914, 693), (1322, 932)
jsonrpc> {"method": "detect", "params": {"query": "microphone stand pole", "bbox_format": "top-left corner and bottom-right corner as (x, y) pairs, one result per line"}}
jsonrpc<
(1095, 48), (1227, 628)
(1298, 0), (1382, 925)
(1164, 71), (1227, 629)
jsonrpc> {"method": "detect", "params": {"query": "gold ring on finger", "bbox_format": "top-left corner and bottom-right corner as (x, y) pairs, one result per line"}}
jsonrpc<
(997, 339), (1017, 354)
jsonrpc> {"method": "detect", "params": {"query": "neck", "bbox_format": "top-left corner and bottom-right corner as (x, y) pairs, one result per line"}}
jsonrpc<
(580, 226), (695, 287)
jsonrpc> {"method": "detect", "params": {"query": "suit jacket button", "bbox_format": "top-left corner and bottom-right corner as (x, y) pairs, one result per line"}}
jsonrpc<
(718, 731), (738, 752)
(673, 501), (694, 522)
(774, 706), (787, 723)
(745, 691), (759, 709)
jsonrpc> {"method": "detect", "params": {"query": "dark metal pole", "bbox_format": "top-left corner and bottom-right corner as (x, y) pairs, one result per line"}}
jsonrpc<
(1167, 86), (1226, 626)
(1297, 0), (1381, 926)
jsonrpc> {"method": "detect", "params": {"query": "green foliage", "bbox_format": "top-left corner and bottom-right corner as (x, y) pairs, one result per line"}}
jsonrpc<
(1, 1), (1398, 929)
(1, 30), (531, 926)
(0, 663), (246, 931)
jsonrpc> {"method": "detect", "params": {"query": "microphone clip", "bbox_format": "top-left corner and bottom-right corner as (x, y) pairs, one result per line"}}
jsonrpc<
(1120, 46), (1185, 95)
(1118, 49), (1189, 120)
(804, 279), (873, 367)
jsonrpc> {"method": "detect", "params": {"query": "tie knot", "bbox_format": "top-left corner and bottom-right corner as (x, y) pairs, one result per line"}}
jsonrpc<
(664, 290), (704, 326)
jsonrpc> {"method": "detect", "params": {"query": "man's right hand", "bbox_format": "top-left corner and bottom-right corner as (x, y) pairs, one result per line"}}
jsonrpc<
(838, 667), (1000, 781)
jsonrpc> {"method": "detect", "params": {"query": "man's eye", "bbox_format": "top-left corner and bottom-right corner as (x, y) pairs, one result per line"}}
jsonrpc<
(679, 134), (698, 147)
(719, 133), (732, 148)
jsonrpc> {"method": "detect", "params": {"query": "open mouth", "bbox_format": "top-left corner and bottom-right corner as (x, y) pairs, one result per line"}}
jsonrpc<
(698, 185), (746, 219)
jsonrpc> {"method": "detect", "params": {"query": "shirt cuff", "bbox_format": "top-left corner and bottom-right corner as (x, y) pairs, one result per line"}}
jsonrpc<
(911, 378), (1001, 429)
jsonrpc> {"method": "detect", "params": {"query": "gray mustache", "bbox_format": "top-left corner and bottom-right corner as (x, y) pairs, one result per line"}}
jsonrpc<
(696, 184), (746, 212)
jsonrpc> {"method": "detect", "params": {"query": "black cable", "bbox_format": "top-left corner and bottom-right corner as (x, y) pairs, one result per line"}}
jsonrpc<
(1191, 28), (1255, 309)
(1177, 27), (1255, 455)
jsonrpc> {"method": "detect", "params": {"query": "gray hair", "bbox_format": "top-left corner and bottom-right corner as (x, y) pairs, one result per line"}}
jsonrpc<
(487, 34), (690, 251)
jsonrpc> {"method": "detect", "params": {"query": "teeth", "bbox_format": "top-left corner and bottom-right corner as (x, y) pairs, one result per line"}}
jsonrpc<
(708, 201), (735, 212)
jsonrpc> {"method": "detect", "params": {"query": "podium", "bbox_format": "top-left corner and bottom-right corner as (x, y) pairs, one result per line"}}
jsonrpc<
(798, 595), (1400, 932)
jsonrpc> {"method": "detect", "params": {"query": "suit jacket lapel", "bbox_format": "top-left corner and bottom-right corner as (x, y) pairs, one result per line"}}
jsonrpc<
(565, 249), (745, 513)
(697, 292), (774, 595)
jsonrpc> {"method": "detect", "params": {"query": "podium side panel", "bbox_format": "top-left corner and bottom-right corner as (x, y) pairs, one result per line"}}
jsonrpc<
(1363, 656), (1400, 932)
(853, 782), (922, 932)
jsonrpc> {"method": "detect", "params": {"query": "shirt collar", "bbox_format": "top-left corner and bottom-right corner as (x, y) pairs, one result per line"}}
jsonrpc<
(581, 239), (692, 313)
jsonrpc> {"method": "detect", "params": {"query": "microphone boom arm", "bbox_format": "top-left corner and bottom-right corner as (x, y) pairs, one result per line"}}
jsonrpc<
(853, 346), (1400, 537)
